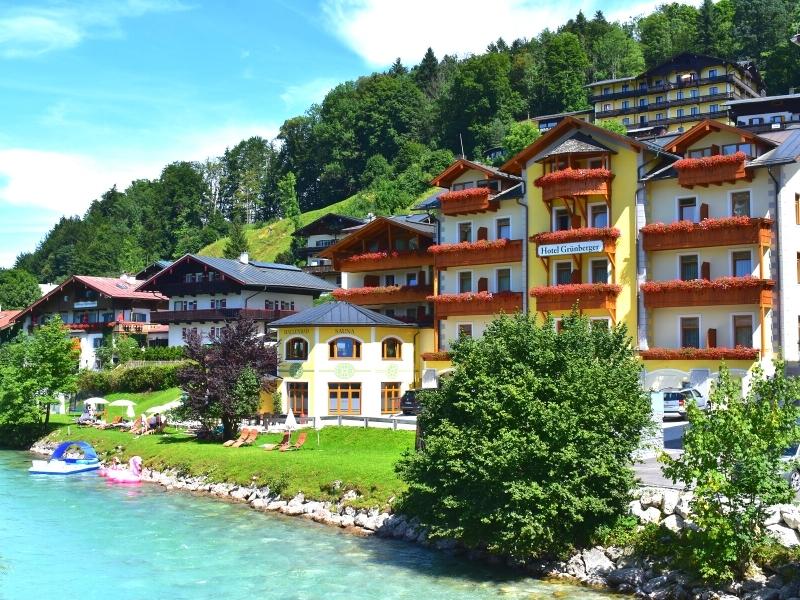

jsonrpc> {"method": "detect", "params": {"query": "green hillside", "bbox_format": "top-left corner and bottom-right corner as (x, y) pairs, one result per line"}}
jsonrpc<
(200, 188), (435, 263)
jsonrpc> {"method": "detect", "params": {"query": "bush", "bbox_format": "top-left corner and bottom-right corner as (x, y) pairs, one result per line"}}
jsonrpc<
(140, 346), (186, 361)
(397, 312), (651, 559)
(77, 363), (185, 395)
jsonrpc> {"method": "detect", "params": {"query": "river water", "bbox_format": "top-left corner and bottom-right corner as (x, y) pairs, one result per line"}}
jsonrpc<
(0, 451), (623, 599)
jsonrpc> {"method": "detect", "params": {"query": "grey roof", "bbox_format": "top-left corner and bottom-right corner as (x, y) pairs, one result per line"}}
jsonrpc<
(530, 108), (593, 121)
(493, 182), (524, 201)
(386, 215), (435, 235)
(413, 191), (445, 211)
(646, 134), (681, 148)
(271, 301), (415, 328)
(188, 255), (336, 292)
(726, 93), (800, 106)
(585, 75), (636, 88)
(747, 129), (800, 167)
(538, 132), (614, 159)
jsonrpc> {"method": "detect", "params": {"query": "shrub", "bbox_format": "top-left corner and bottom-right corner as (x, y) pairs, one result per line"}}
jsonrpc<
(662, 364), (800, 583)
(397, 312), (651, 559)
(140, 346), (186, 361)
(77, 363), (185, 395)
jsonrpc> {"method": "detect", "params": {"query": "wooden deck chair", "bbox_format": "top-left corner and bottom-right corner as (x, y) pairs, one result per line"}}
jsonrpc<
(281, 432), (307, 452)
(238, 428), (259, 447)
(230, 427), (254, 448)
(262, 431), (290, 451)
(223, 428), (249, 448)
(130, 417), (143, 435)
(99, 416), (122, 429)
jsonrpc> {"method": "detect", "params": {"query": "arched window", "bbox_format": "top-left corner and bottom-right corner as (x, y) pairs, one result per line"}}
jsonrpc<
(285, 337), (308, 360)
(329, 337), (361, 359)
(382, 337), (402, 360)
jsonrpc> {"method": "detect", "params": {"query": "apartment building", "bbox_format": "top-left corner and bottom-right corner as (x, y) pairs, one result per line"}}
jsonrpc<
(293, 213), (366, 286)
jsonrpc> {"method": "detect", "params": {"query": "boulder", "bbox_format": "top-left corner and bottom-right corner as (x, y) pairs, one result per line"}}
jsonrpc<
(582, 547), (614, 578)
(661, 489), (681, 516)
(353, 512), (370, 528)
(339, 515), (355, 528)
(660, 514), (685, 533)
(640, 488), (664, 509)
(745, 589), (780, 600)
(607, 567), (646, 588)
(266, 500), (287, 511)
(566, 554), (586, 580)
(766, 506), (785, 527)
(250, 498), (267, 510)
(768, 524), (800, 547)
(781, 507), (800, 531)
(280, 504), (305, 516)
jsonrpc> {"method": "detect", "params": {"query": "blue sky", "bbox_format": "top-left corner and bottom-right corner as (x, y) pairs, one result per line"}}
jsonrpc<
(0, 0), (675, 270)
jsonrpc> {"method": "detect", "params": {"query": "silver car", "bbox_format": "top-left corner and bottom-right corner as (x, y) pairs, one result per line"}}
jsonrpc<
(658, 387), (709, 419)
(782, 443), (800, 491)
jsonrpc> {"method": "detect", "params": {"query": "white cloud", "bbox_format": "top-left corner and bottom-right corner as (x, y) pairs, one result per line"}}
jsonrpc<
(320, 0), (704, 66)
(0, 0), (188, 58)
(280, 77), (338, 109)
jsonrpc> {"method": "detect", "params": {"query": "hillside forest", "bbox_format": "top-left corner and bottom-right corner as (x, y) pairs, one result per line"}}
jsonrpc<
(9, 0), (800, 288)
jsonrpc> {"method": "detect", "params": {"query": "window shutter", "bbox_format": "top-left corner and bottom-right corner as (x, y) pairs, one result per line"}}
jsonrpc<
(364, 274), (380, 287)
(700, 203), (709, 221)
(571, 269), (581, 284)
(701, 261), (711, 280)
(417, 270), (426, 286)
(477, 277), (488, 292)
(710, 144), (719, 155)
(707, 328), (717, 348)
(477, 227), (488, 241)
(571, 214), (582, 229)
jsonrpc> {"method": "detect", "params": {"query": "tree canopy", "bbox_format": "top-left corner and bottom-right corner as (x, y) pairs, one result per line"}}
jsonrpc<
(0, 268), (41, 310)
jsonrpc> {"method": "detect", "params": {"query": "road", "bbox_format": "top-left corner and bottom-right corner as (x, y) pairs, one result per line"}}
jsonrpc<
(634, 418), (687, 489)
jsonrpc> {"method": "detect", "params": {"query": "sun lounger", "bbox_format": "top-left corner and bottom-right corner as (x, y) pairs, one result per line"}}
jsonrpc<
(98, 416), (122, 429)
(238, 428), (259, 447)
(224, 428), (249, 447)
(230, 428), (255, 448)
(130, 417), (143, 435)
(262, 431), (290, 451)
(280, 432), (307, 452)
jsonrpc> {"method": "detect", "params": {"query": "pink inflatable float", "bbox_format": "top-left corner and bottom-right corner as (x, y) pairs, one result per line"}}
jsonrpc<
(106, 456), (143, 484)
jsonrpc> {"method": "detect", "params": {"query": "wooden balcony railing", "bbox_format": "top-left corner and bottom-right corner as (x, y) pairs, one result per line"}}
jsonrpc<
(641, 217), (772, 251)
(150, 308), (295, 324)
(530, 283), (621, 313)
(439, 188), (497, 216)
(337, 250), (433, 272)
(331, 285), (433, 306)
(112, 321), (168, 334)
(431, 291), (523, 318)
(674, 152), (748, 187)
(534, 169), (612, 203)
(641, 277), (774, 308)
(640, 347), (760, 361)
(430, 239), (523, 268)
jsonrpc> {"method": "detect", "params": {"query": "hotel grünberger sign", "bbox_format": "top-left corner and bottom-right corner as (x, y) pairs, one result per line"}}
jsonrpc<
(536, 240), (604, 257)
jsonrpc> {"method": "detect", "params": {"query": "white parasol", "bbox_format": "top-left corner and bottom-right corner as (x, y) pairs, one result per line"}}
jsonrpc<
(108, 399), (136, 418)
(84, 397), (108, 406)
(284, 406), (297, 431)
(159, 399), (182, 412)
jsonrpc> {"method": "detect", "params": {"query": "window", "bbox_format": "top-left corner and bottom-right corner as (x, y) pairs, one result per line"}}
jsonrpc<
(382, 338), (402, 360)
(771, 115), (784, 124)
(209, 326), (222, 339)
(329, 337), (361, 359)
(553, 207), (570, 231)
(129, 312), (146, 323)
(708, 68), (717, 78)
(385, 274), (395, 286)
(589, 205), (608, 229)
(603, 87), (610, 95)
(280, 300), (295, 311)
(655, 79), (663, 86)
(709, 86), (719, 95)
(656, 113), (664, 121)
(406, 272), (418, 286)
(451, 181), (475, 191)
(590, 318), (611, 330)
(690, 107), (699, 116)
(590, 259), (609, 284)
(287, 382), (309, 416)
(92, 337), (103, 349)
(457, 323), (473, 338)
(458, 222), (472, 243)
(622, 100), (630, 109)
(750, 117), (764, 125)
(622, 117), (631, 125)
(285, 337), (308, 360)
(381, 382), (402, 414)
(210, 298), (226, 309)
(676, 91), (684, 100)
(603, 103), (611, 111)
(405, 308), (416, 320)
(680, 317), (700, 348)
(732, 251), (752, 277)
(731, 191), (750, 217)
(709, 104), (719, 113)
(621, 84), (629, 92)
(555, 262), (572, 285)
(676, 108), (685, 117)
(639, 82), (647, 90)
(639, 98), (647, 107)
(496, 217), (511, 239)
(678, 197), (697, 222)
(496, 268), (511, 292)
(690, 89), (699, 98)
(722, 143), (754, 157)
(328, 383), (361, 416)
(458, 271), (472, 293)
(477, 179), (500, 192)
(639, 115), (647, 124)
(688, 147), (712, 158)
(680, 255), (699, 280)
(181, 327), (198, 340)
(733, 315), (753, 348)
(656, 95), (664, 104)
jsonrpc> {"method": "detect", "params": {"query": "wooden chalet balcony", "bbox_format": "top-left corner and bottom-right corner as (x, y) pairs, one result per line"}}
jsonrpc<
(150, 308), (295, 324)
(331, 285), (433, 306)
(534, 169), (612, 203)
(112, 321), (168, 334)
(439, 188), (498, 216)
(66, 321), (114, 332)
(674, 152), (748, 187)
(641, 277), (774, 309)
(302, 264), (336, 275)
(641, 217), (772, 251)
(530, 283), (621, 313)
(337, 250), (433, 273)
(430, 239), (523, 268)
(421, 351), (453, 362)
(432, 291), (523, 318)
(640, 347), (760, 361)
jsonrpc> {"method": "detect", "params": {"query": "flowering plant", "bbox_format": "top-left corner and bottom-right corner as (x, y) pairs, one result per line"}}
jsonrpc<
(332, 284), (431, 300)
(674, 151), (746, 171)
(640, 346), (759, 360)
(532, 227), (620, 245)
(421, 351), (453, 361)
(534, 168), (611, 188)
(344, 250), (422, 263)
(428, 239), (510, 255)
(640, 276), (771, 294)
(640, 217), (769, 235)
(439, 187), (491, 204)
(529, 283), (621, 298)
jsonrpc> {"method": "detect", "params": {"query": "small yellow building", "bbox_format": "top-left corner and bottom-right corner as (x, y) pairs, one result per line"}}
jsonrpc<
(271, 301), (421, 418)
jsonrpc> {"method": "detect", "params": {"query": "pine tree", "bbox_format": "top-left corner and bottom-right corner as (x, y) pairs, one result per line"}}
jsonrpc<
(278, 172), (301, 228)
(413, 47), (439, 98)
(389, 57), (407, 77)
(696, 0), (718, 56)
(223, 219), (249, 259)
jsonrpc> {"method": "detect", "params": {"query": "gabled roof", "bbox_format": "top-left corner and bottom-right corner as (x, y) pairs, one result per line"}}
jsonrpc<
(317, 216), (434, 260)
(501, 116), (652, 175)
(537, 132), (615, 160)
(271, 301), (415, 328)
(430, 158), (520, 188)
(665, 119), (777, 155)
(141, 254), (336, 293)
(0, 310), (21, 331)
(747, 129), (800, 167)
(292, 213), (367, 238)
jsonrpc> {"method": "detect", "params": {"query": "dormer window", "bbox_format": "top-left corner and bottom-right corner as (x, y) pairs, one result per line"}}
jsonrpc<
(722, 143), (754, 158)
(452, 181), (476, 191)
(476, 179), (500, 192)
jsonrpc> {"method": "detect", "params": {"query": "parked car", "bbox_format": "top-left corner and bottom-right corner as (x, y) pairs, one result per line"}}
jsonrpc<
(781, 443), (800, 491)
(657, 387), (709, 419)
(400, 389), (421, 416)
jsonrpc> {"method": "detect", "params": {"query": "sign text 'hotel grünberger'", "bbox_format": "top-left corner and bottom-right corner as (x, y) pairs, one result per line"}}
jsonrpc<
(536, 240), (604, 258)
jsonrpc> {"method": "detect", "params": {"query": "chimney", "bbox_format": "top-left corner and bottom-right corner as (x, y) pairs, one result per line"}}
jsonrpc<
(239, 252), (249, 264)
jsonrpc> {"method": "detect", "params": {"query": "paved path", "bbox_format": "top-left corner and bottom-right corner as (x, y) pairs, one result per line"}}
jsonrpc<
(634, 419), (687, 489)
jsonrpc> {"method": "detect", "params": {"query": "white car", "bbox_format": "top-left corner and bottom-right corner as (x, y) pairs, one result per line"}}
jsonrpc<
(656, 387), (709, 419)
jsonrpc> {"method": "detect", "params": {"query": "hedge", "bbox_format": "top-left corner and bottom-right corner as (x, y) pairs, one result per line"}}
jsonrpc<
(77, 363), (186, 395)
(140, 346), (186, 361)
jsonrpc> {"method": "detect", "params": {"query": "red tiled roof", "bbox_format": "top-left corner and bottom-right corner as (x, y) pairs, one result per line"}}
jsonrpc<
(74, 276), (168, 301)
(0, 310), (21, 330)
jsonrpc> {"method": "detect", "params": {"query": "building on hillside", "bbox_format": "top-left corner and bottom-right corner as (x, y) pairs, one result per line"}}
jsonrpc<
(138, 253), (335, 347)
(11, 275), (168, 369)
(726, 93), (800, 133)
(529, 109), (594, 133)
(135, 260), (173, 281)
(587, 52), (765, 135)
(415, 158), (525, 357)
(271, 301), (419, 418)
(292, 213), (367, 286)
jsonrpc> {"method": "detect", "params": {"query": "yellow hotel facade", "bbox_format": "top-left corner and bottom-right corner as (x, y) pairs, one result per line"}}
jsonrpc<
(271, 115), (800, 419)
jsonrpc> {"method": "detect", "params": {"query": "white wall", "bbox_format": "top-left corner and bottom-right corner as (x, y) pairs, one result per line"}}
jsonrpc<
(439, 263), (523, 295)
(776, 163), (800, 361)
(650, 305), (770, 350)
(439, 205), (525, 245)
(440, 315), (495, 350)
(649, 246), (769, 281)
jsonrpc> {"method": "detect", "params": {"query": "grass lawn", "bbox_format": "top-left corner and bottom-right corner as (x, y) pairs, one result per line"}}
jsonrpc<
(43, 423), (415, 507)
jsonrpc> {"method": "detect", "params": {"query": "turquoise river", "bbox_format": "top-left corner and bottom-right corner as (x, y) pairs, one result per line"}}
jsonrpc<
(0, 451), (624, 599)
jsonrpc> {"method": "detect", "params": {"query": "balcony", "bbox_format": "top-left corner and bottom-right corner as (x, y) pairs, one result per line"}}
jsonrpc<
(338, 250), (433, 273)
(641, 277), (774, 309)
(112, 321), (169, 335)
(532, 227), (620, 257)
(421, 351), (452, 362)
(302, 264), (336, 275)
(439, 188), (497, 216)
(595, 93), (736, 119)
(530, 283), (621, 313)
(431, 291), (523, 318)
(641, 217), (772, 251)
(150, 308), (295, 324)
(66, 321), (113, 332)
(589, 74), (738, 103)
(674, 152), (748, 187)
(430, 239), (523, 268)
(331, 285), (433, 306)
(534, 169), (612, 203)
(640, 347), (759, 361)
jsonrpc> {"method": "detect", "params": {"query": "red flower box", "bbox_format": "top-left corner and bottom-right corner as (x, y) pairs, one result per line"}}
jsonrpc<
(529, 283), (622, 298)
(429, 291), (523, 317)
(531, 227), (621, 245)
(439, 187), (494, 216)
(429, 239), (523, 268)
(332, 285), (432, 305)
(641, 217), (772, 251)
(673, 152), (746, 171)
(421, 351), (452, 361)
(673, 152), (747, 187)
(640, 276), (770, 293)
(530, 283), (621, 313)
(641, 277), (774, 308)
(534, 168), (612, 203)
(640, 347), (759, 361)
(338, 250), (433, 272)
(429, 239), (509, 254)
